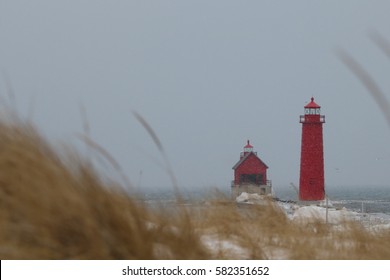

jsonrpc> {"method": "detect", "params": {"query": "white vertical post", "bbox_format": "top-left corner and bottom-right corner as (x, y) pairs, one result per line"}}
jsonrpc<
(325, 196), (329, 224)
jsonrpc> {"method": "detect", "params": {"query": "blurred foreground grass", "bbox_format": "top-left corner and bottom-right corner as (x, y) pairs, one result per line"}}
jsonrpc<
(0, 116), (390, 259)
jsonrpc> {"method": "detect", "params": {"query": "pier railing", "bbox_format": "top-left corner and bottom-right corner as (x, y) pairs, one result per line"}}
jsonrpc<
(299, 115), (325, 123)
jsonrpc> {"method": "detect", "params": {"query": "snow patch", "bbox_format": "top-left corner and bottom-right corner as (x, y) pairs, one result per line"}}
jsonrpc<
(235, 192), (270, 204)
(201, 234), (250, 259)
(292, 205), (354, 224)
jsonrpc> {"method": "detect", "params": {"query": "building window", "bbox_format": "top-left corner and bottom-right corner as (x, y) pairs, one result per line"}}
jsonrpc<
(240, 173), (264, 184)
(240, 174), (256, 184)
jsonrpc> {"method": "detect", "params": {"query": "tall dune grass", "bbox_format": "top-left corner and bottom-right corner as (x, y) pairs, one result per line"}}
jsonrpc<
(0, 116), (390, 259)
(0, 117), (207, 259)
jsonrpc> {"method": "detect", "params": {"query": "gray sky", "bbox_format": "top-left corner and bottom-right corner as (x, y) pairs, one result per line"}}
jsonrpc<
(1, 0), (390, 191)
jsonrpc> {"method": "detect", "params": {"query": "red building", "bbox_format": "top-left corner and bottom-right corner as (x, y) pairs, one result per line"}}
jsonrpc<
(232, 140), (271, 196)
(299, 97), (325, 201)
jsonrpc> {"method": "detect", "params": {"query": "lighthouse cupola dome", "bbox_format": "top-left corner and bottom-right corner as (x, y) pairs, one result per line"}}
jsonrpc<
(304, 97), (321, 115)
(244, 140), (253, 153)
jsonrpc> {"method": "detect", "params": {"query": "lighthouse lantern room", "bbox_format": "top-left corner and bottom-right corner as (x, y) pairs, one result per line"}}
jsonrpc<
(299, 97), (325, 201)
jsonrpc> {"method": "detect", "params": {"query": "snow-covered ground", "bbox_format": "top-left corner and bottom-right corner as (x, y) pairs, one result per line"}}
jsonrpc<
(236, 192), (390, 230)
(196, 192), (390, 259)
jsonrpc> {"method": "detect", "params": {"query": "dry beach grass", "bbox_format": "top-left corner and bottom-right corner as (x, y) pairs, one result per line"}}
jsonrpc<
(0, 116), (207, 259)
(1, 116), (390, 259)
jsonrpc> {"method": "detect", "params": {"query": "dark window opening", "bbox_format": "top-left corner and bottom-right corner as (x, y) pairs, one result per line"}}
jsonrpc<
(240, 173), (264, 185)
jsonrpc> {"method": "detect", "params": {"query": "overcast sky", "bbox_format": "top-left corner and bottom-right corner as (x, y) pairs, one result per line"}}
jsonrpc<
(1, 1), (390, 192)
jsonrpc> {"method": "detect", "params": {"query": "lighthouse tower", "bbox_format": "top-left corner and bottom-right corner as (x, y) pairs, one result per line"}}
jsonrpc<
(299, 97), (325, 201)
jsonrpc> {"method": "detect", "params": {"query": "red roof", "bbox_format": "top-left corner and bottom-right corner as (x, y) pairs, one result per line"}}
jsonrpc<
(304, 97), (321, 109)
(232, 152), (269, 170)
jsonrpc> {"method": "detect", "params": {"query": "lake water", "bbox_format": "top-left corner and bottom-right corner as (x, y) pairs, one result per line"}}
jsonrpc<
(135, 185), (390, 215)
(274, 185), (390, 214)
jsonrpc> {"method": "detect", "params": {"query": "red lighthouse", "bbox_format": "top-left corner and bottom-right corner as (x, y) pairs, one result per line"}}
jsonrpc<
(299, 97), (325, 201)
(232, 140), (271, 197)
